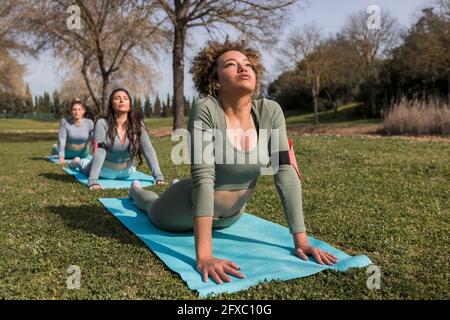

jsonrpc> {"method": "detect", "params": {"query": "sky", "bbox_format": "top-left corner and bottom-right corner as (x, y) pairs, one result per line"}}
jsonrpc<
(20, 0), (429, 100)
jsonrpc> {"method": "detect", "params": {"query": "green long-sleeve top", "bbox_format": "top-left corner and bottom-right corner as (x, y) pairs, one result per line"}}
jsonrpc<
(187, 95), (306, 234)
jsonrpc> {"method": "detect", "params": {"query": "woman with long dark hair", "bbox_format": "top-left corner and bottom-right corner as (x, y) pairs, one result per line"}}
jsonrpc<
(51, 98), (94, 163)
(71, 88), (165, 190)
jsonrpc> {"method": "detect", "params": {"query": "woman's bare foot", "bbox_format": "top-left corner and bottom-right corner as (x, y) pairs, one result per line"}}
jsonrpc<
(69, 157), (81, 169)
(131, 180), (142, 189)
(128, 180), (142, 198)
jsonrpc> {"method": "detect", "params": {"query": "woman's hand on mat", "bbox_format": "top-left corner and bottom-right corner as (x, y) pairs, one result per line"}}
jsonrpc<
(295, 245), (338, 266)
(155, 179), (166, 186)
(58, 156), (65, 163)
(196, 257), (245, 284)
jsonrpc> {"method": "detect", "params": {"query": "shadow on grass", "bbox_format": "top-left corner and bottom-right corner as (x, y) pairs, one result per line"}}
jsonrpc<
(39, 172), (74, 183)
(373, 126), (450, 138)
(47, 204), (146, 246)
(29, 156), (51, 161)
(0, 132), (56, 143)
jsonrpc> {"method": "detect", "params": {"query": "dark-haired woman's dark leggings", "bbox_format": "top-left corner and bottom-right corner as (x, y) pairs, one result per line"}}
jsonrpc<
(129, 179), (243, 232)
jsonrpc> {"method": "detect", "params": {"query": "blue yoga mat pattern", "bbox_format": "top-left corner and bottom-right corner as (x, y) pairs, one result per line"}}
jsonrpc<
(47, 156), (155, 189)
(99, 197), (373, 297)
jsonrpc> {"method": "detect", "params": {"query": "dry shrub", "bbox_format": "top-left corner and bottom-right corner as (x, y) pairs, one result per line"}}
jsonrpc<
(384, 99), (450, 135)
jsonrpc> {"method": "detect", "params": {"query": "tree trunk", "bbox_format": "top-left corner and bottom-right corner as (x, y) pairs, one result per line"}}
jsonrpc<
(81, 59), (101, 115)
(101, 73), (110, 117)
(325, 89), (338, 118)
(172, 24), (186, 131)
(370, 86), (376, 118)
(312, 85), (319, 125)
(448, 73), (450, 105)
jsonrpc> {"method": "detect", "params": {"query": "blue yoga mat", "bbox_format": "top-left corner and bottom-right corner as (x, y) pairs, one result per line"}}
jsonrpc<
(47, 156), (155, 189)
(47, 155), (90, 164)
(99, 197), (373, 297)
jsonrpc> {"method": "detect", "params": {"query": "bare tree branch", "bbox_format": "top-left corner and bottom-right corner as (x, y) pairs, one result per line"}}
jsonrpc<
(17, 0), (167, 114)
(161, 0), (304, 130)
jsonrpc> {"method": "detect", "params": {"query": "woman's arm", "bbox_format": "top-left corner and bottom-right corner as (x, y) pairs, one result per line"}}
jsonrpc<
(194, 216), (213, 261)
(140, 126), (164, 181)
(87, 119), (108, 188)
(188, 99), (245, 283)
(188, 101), (216, 220)
(88, 119), (95, 154)
(194, 216), (245, 284)
(269, 100), (337, 265)
(57, 118), (67, 160)
(270, 101), (306, 234)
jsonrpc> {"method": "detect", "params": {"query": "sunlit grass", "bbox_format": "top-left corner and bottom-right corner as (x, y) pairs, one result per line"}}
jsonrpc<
(0, 131), (448, 299)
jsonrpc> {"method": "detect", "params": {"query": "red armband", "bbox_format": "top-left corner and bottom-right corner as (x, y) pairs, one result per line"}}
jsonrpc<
(92, 140), (98, 154)
(288, 138), (303, 181)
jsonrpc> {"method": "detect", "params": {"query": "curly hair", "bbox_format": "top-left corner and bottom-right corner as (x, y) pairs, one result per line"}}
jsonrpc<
(190, 38), (264, 97)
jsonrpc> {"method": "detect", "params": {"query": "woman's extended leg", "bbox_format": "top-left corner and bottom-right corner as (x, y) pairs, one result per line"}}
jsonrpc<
(128, 185), (159, 212)
(69, 157), (92, 175)
(129, 179), (195, 232)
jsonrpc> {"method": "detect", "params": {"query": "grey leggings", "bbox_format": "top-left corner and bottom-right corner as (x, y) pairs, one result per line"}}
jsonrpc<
(129, 179), (244, 232)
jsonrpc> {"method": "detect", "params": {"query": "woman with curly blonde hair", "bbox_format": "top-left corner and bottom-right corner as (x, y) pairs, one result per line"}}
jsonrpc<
(129, 38), (337, 284)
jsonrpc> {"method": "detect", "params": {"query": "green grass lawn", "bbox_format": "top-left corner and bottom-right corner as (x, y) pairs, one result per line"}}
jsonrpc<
(0, 128), (448, 299)
(0, 117), (186, 132)
(0, 118), (60, 131)
(144, 117), (188, 129)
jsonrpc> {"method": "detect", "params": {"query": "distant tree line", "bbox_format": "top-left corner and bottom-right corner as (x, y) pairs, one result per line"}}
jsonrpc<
(268, 1), (449, 121)
(0, 85), (198, 119)
(135, 94), (197, 118)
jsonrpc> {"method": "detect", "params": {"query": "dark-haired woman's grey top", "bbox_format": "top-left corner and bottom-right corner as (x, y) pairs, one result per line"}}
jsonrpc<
(87, 118), (164, 187)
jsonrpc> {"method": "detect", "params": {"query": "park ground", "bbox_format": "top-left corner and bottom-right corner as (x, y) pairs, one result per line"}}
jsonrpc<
(0, 104), (448, 299)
